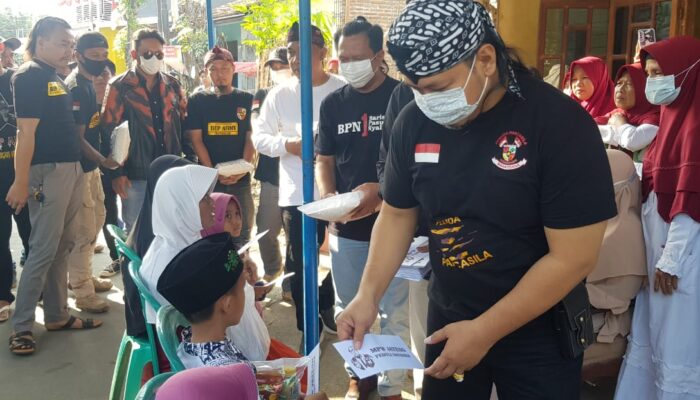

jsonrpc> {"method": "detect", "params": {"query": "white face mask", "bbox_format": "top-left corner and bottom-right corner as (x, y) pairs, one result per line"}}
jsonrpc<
(139, 56), (162, 75)
(340, 56), (377, 88)
(413, 60), (488, 127)
(271, 68), (292, 85)
(645, 58), (700, 106)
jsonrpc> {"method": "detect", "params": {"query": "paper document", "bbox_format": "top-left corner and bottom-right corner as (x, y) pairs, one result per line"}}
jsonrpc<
(396, 236), (431, 281)
(238, 230), (269, 255)
(333, 334), (423, 379)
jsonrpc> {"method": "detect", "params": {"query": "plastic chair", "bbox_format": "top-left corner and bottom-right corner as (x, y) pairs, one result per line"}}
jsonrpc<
(156, 305), (189, 372)
(135, 372), (176, 400)
(106, 224), (139, 263)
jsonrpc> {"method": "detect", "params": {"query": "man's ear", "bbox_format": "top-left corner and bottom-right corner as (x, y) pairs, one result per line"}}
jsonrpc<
(476, 44), (498, 79)
(130, 49), (138, 61)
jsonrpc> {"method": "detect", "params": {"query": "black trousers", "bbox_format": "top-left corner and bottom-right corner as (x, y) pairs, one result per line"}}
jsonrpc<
(422, 300), (582, 400)
(101, 172), (119, 261)
(280, 206), (335, 332)
(0, 171), (31, 303)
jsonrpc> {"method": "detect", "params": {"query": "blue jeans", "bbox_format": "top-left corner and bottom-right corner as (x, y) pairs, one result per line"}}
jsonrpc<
(121, 179), (147, 232)
(330, 234), (410, 396)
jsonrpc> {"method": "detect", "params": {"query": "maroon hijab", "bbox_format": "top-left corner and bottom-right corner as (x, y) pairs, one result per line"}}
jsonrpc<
(611, 63), (660, 126)
(567, 56), (616, 123)
(641, 36), (700, 222)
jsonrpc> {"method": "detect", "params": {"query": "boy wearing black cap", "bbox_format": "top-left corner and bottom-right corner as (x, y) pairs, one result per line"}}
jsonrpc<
(185, 46), (255, 249)
(158, 232), (253, 370)
(64, 31), (119, 313)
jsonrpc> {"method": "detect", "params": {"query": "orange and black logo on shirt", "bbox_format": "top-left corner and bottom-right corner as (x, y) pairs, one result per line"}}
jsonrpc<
(88, 112), (100, 129)
(207, 122), (239, 136)
(47, 81), (67, 97)
(431, 216), (493, 269)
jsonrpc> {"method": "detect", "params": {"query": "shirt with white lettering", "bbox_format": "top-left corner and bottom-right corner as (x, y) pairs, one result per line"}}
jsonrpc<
(316, 77), (399, 241)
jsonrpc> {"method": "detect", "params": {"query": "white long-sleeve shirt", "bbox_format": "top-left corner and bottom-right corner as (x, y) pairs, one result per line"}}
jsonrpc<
(599, 123), (658, 150)
(252, 75), (346, 207)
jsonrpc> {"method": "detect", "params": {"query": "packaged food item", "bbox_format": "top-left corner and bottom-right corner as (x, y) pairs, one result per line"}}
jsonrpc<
(253, 356), (309, 400)
(110, 121), (131, 165)
(297, 191), (364, 222)
(216, 159), (255, 177)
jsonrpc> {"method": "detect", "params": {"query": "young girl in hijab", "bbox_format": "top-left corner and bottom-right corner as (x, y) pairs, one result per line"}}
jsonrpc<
(599, 64), (660, 176)
(203, 192), (299, 361)
(122, 155), (193, 338)
(139, 164), (218, 324)
(615, 36), (700, 400)
(568, 56), (616, 123)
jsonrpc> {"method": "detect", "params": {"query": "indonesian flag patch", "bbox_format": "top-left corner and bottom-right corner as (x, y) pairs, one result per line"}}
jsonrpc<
(415, 143), (440, 163)
(72, 101), (80, 111)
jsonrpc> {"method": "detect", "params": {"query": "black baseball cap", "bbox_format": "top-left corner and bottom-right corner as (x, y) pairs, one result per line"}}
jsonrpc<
(76, 31), (109, 53)
(264, 47), (288, 67)
(2, 37), (20, 51)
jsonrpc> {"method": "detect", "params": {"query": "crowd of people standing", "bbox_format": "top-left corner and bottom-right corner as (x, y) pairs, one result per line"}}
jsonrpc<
(0, 0), (699, 399)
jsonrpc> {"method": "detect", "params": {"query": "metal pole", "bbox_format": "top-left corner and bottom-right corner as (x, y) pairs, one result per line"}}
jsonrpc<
(299, 0), (319, 356)
(206, 0), (215, 48)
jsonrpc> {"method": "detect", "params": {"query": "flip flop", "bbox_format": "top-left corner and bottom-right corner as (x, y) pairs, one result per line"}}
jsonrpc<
(9, 331), (35, 355)
(46, 315), (102, 331)
(0, 305), (9, 323)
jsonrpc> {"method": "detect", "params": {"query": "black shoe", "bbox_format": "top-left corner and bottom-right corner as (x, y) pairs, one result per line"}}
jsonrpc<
(319, 308), (337, 335)
(100, 260), (121, 278)
(20, 249), (27, 266)
(11, 262), (17, 289)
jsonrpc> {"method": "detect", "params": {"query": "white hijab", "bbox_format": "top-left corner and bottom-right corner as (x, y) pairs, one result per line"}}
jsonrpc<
(140, 165), (218, 323)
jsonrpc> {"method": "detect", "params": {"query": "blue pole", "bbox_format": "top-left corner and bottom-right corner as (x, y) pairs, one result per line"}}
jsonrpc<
(299, 0), (319, 356)
(206, 0), (215, 48)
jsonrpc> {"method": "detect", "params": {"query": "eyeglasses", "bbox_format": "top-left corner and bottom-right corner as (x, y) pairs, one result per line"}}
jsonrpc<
(141, 51), (164, 60)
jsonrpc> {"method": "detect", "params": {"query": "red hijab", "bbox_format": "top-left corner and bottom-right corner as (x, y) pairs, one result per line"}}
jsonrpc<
(641, 36), (700, 223)
(567, 56), (616, 124)
(606, 63), (660, 126)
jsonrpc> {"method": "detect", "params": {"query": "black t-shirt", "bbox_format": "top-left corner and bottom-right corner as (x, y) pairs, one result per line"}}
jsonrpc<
(0, 68), (17, 172)
(316, 77), (399, 241)
(377, 82), (414, 189)
(383, 73), (617, 323)
(186, 89), (253, 183)
(252, 88), (279, 186)
(66, 70), (101, 172)
(12, 59), (81, 165)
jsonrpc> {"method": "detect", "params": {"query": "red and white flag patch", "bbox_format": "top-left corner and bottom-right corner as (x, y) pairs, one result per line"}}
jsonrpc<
(72, 101), (80, 111)
(415, 143), (440, 163)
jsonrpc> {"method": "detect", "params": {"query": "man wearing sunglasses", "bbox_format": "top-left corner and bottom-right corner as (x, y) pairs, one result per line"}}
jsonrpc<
(101, 28), (187, 242)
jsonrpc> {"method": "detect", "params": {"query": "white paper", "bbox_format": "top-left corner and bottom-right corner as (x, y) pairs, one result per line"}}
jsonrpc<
(401, 236), (430, 268)
(237, 230), (269, 255)
(333, 334), (423, 379)
(307, 344), (321, 395)
(396, 265), (432, 282)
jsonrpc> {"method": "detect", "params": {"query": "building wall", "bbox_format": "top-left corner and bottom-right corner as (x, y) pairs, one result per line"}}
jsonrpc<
(497, 0), (541, 68)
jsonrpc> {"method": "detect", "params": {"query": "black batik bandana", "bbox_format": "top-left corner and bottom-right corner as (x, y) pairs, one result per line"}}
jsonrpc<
(387, 0), (522, 98)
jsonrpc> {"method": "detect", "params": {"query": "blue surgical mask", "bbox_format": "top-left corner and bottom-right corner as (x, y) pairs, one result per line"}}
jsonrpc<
(645, 58), (700, 106)
(413, 60), (488, 127)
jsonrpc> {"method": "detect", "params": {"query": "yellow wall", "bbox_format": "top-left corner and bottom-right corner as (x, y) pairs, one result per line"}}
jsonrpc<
(497, 0), (541, 68)
(99, 27), (128, 75)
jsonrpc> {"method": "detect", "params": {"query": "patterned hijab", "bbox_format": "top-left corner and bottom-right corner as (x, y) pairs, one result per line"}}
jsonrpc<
(387, 0), (522, 98)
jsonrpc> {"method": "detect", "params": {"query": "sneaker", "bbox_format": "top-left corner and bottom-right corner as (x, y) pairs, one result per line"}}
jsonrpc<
(345, 375), (378, 400)
(20, 249), (26, 266)
(92, 277), (113, 293)
(11, 262), (17, 289)
(94, 244), (105, 254)
(75, 294), (109, 313)
(100, 260), (121, 278)
(319, 307), (337, 335)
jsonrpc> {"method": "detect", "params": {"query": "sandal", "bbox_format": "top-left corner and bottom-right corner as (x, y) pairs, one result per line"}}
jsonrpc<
(46, 315), (102, 331)
(9, 331), (35, 355)
(0, 305), (9, 323)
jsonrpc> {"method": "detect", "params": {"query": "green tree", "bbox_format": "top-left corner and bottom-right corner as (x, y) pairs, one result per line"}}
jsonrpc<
(172, 0), (208, 64)
(234, 0), (334, 57)
(114, 0), (148, 68)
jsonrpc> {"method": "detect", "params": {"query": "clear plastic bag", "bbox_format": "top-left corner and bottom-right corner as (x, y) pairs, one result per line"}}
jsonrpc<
(297, 191), (364, 222)
(216, 159), (255, 177)
(110, 120), (131, 165)
(226, 283), (271, 361)
(252, 355), (310, 400)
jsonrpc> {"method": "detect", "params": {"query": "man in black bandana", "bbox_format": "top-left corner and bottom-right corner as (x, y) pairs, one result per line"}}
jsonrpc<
(337, 1), (617, 398)
(64, 32), (119, 313)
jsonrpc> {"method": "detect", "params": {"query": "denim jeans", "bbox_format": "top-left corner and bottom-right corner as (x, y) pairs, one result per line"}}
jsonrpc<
(121, 179), (147, 232)
(329, 234), (410, 396)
